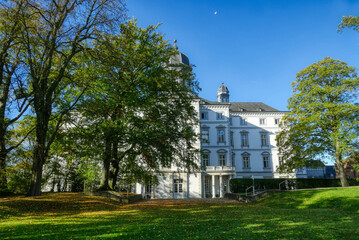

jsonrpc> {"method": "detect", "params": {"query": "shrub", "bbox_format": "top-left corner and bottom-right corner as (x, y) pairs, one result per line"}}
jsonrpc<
(229, 178), (359, 193)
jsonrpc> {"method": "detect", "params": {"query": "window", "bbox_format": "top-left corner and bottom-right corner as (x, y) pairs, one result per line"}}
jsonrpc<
(146, 184), (152, 193)
(230, 132), (234, 146)
(241, 132), (249, 147)
(217, 130), (225, 143)
(240, 118), (247, 125)
(217, 113), (224, 120)
(174, 179), (183, 193)
(275, 118), (280, 125)
(262, 152), (270, 169)
(201, 112), (208, 120)
(205, 179), (210, 194)
(219, 154), (226, 166)
(229, 117), (232, 125)
(201, 129), (209, 143)
(261, 133), (268, 146)
(242, 152), (250, 169)
(202, 153), (209, 166)
(263, 156), (269, 168)
(259, 118), (266, 125)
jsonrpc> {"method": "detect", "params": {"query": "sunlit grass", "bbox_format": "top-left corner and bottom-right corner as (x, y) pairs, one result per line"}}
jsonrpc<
(0, 188), (359, 239)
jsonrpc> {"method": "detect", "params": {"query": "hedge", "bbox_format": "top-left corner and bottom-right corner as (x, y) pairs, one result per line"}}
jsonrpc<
(229, 178), (359, 193)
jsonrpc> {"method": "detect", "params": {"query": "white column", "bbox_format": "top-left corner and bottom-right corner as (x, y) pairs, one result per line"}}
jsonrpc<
(228, 175), (232, 193)
(172, 173), (175, 198)
(202, 174), (205, 198)
(151, 185), (155, 199)
(219, 175), (223, 198)
(212, 175), (215, 198)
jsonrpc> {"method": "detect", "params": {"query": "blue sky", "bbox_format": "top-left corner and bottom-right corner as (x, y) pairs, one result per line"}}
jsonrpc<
(127, 0), (359, 111)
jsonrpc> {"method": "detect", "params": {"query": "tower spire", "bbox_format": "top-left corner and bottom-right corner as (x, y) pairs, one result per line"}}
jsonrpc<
(174, 39), (178, 50)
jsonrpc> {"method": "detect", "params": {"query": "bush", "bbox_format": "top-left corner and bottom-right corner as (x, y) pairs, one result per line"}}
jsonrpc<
(6, 160), (32, 194)
(229, 178), (359, 193)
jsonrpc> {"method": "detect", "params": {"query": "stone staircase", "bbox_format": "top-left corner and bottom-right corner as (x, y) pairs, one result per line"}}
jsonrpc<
(225, 189), (278, 202)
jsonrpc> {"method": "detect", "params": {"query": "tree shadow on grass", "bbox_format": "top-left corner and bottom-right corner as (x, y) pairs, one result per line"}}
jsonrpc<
(0, 193), (123, 220)
(1, 202), (359, 240)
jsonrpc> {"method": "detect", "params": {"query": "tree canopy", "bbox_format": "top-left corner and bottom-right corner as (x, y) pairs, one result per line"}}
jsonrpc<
(277, 57), (359, 186)
(0, 0), (200, 196)
(65, 20), (200, 190)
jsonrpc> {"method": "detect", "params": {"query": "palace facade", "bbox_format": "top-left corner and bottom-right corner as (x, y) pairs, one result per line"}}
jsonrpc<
(135, 49), (303, 198)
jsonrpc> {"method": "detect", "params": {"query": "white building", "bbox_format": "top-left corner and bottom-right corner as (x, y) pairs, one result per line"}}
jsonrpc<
(135, 49), (299, 199)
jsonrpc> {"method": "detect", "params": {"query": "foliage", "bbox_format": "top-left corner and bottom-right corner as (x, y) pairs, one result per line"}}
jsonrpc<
(229, 178), (359, 193)
(1, 189), (359, 239)
(338, 15), (359, 32)
(12, 0), (127, 196)
(347, 151), (359, 176)
(6, 160), (32, 195)
(5, 117), (36, 195)
(277, 57), (359, 187)
(0, 0), (33, 194)
(71, 20), (200, 190)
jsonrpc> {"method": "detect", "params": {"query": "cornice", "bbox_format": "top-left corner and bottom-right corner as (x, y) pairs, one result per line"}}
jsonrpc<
(200, 105), (229, 110)
(230, 112), (286, 116)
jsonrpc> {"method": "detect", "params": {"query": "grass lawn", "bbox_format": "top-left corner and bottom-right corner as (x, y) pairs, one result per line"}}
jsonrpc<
(1, 187), (359, 239)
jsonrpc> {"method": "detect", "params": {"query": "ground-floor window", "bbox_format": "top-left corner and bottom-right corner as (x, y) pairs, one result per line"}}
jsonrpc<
(174, 179), (183, 193)
(146, 184), (152, 193)
(205, 178), (210, 194)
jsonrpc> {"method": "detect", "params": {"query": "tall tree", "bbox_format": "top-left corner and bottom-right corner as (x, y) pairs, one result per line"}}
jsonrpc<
(277, 57), (359, 187)
(73, 21), (200, 190)
(0, 0), (33, 194)
(19, 0), (126, 196)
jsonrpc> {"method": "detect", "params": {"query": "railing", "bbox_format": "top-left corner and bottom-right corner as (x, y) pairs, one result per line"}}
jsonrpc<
(246, 186), (255, 196)
(205, 166), (235, 172)
(279, 180), (288, 190)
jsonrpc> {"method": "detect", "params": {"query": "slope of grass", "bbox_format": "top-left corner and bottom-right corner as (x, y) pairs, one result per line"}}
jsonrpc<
(258, 187), (359, 212)
(0, 188), (358, 240)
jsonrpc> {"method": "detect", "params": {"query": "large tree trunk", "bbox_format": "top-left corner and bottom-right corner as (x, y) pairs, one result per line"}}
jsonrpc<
(28, 105), (50, 196)
(0, 75), (11, 194)
(109, 140), (119, 189)
(0, 152), (8, 194)
(336, 142), (349, 187)
(28, 155), (44, 196)
(336, 156), (349, 187)
(99, 134), (112, 190)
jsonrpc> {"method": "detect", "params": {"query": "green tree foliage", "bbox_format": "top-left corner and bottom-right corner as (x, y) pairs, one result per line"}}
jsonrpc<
(338, 15), (359, 32)
(16, 0), (126, 196)
(70, 20), (200, 190)
(277, 57), (359, 187)
(0, 0), (33, 195)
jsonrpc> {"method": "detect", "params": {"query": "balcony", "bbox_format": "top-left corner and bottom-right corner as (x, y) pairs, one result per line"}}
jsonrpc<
(203, 166), (235, 173)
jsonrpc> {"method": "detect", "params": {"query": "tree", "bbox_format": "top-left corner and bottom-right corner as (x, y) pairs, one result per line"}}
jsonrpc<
(0, 0), (33, 194)
(18, 0), (126, 196)
(72, 20), (200, 190)
(277, 57), (359, 187)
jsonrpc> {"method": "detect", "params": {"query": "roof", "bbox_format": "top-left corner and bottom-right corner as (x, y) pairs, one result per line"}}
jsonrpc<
(217, 83), (229, 94)
(199, 98), (281, 112)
